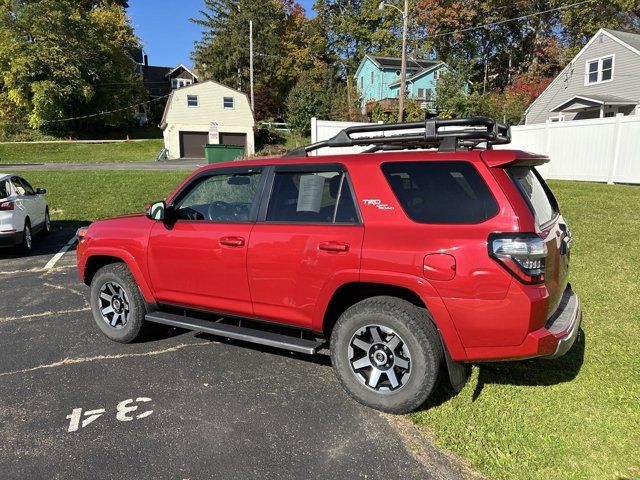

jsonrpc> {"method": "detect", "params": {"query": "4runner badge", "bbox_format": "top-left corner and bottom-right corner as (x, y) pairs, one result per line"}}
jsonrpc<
(363, 199), (395, 211)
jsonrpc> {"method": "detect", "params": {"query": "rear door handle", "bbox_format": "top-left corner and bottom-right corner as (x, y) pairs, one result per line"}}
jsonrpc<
(319, 241), (349, 252)
(219, 236), (245, 247)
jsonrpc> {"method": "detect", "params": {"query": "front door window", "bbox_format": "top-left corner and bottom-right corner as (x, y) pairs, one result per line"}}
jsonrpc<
(173, 172), (261, 223)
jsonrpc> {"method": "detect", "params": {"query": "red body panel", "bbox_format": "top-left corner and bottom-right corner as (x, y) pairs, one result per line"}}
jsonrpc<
(147, 221), (254, 316)
(77, 148), (571, 362)
(247, 224), (363, 328)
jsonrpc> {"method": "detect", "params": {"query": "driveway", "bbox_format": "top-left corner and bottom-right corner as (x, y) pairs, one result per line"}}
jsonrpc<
(0, 230), (477, 480)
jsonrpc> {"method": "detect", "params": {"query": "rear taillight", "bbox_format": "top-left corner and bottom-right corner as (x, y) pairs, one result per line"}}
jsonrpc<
(0, 201), (14, 211)
(489, 233), (547, 284)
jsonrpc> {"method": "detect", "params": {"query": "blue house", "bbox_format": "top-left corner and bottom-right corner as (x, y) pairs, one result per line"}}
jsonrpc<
(354, 55), (447, 115)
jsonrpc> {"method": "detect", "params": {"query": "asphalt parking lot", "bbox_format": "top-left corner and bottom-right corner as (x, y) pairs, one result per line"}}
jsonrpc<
(0, 229), (477, 480)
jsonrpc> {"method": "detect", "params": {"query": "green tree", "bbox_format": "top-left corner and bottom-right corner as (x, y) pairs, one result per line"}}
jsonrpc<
(434, 65), (472, 118)
(286, 67), (337, 134)
(313, 0), (428, 75)
(191, 0), (284, 93)
(0, 0), (145, 132)
(192, 0), (330, 118)
(559, 0), (640, 54)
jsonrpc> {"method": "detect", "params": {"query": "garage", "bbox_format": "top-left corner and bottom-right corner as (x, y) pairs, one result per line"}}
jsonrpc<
(219, 133), (247, 154)
(161, 81), (255, 160)
(179, 131), (208, 159)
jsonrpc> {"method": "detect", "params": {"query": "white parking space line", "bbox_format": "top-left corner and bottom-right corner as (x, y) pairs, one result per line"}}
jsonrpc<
(0, 307), (90, 325)
(43, 235), (77, 271)
(0, 342), (212, 378)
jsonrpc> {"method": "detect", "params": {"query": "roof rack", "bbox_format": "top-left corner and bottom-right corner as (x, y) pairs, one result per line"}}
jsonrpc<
(284, 116), (511, 158)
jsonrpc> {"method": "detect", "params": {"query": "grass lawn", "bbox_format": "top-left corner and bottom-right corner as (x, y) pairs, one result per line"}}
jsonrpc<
(18, 171), (640, 479)
(0, 139), (165, 164)
(412, 180), (640, 480)
(16, 170), (188, 224)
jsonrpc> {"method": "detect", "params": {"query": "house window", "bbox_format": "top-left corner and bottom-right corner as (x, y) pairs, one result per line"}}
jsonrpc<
(371, 72), (375, 85)
(187, 95), (199, 107)
(585, 55), (614, 85)
(172, 78), (193, 89)
(417, 88), (426, 99)
(223, 97), (234, 109)
(433, 70), (439, 80)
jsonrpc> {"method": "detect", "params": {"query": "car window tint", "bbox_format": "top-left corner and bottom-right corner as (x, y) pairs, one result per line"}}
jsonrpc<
(174, 172), (261, 222)
(0, 180), (9, 198)
(381, 161), (498, 224)
(12, 177), (27, 196)
(508, 166), (557, 226)
(266, 171), (358, 224)
(18, 177), (35, 195)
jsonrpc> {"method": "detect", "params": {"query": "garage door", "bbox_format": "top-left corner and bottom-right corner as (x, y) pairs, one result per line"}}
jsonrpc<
(179, 132), (208, 159)
(219, 133), (247, 153)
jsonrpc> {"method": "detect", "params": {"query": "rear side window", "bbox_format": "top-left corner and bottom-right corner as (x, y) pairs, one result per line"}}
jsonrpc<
(381, 161), (498, 224)
(508, 167), (557, 226)
(266, 171), (359, 224)
(0, 180), (9, 198)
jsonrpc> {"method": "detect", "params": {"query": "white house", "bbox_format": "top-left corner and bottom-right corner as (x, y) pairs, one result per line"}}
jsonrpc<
(161, 80), (255, 159)
(526, 29), (640, 124)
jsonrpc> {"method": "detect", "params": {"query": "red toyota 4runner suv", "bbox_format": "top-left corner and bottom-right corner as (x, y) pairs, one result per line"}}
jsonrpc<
(77, 118), (581, 413)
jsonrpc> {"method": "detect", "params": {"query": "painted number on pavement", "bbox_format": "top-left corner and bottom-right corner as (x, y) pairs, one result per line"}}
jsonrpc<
(66, 397), (153, 432)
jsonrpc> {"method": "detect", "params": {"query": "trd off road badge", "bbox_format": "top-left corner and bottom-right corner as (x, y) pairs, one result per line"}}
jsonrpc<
(362, 199), (395, 211)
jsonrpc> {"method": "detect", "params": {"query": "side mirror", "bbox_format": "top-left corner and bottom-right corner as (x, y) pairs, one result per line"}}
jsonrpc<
(36, 188), (46, 195)
(145, 200), (166, 221)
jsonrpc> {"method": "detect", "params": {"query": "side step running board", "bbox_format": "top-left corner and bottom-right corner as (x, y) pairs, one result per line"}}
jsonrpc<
(145, 312), (324, 355)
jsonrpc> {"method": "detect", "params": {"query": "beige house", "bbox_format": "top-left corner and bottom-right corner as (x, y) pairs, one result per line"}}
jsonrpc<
(161, 80), (255, 159)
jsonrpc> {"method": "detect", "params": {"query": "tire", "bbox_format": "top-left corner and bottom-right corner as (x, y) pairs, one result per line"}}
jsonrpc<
(90, 263), (147, 343)
(43, 209), (51, 235)
(17, 219), (32, 254)
(330, 296), (443, 414)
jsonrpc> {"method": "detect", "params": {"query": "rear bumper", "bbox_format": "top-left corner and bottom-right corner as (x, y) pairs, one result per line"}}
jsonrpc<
(463, 285), (582, 361)
(541, 286), (582, 359)
(0, 231), (21, 247)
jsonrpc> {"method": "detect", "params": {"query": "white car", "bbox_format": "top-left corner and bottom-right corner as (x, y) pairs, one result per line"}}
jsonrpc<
(0, 174), (50, 253)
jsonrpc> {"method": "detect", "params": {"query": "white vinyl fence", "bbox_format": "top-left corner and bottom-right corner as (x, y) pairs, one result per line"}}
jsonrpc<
(311, 114), (640, 184)
(503, 114), (640, 184)
(310, 117), (383, 156)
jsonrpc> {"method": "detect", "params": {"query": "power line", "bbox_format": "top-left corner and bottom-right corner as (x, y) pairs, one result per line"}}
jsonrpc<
(1, 93), (171, 127)
(425, 0), (597, 39)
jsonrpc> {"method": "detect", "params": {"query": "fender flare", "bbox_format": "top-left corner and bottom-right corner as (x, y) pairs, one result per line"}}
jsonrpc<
(83, 247), (155, 303)
(316, 270), (467, 361)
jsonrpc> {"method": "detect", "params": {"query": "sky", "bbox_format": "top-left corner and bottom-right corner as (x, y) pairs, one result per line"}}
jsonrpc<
(128, 0), (316, 68)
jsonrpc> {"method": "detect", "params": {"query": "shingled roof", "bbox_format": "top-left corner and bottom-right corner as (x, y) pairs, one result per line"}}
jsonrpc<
(604, 29), (640, 53)
(368, 55), (440, 70)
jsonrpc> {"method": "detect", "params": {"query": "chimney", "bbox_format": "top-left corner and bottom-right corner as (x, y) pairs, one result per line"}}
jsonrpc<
(144, 54), (149, 67)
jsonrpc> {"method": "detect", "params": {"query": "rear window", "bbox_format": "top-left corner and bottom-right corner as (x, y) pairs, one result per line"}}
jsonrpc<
(508, 167), (557, 226)
(381, 161), (498, 224)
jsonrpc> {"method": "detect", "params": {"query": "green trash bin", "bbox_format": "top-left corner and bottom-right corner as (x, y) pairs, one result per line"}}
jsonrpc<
(204, 144), (245, 164)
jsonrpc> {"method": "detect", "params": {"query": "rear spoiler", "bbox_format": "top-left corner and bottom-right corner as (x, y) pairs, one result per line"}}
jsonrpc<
(481, 150), (550, 168)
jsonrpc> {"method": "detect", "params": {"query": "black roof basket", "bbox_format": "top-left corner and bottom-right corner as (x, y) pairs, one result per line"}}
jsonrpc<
(284, 116), (511, 158)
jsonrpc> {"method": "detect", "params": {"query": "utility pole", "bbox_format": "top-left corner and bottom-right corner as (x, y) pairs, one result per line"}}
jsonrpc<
(380, 1), (409, 122)
(249, 20), (255, 112)
(398, 0), (408, 122)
